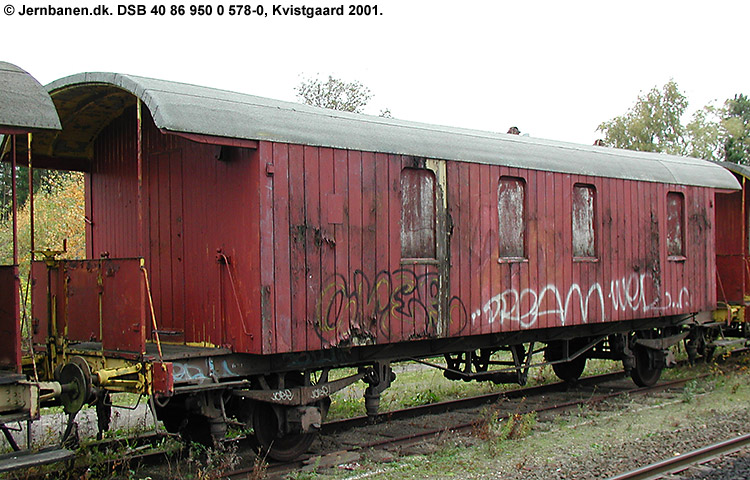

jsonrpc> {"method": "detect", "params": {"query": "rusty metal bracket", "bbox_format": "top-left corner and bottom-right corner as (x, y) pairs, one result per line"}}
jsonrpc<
(233, 371), (365, 406)
(634, 331), (689, 351)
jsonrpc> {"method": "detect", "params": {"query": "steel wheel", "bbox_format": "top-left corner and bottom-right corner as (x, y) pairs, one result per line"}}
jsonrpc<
(546, 341), (586, 382)
(252, 402), (316, 462)
(552, 356), (586, 382)
(631, 344), (662, 387)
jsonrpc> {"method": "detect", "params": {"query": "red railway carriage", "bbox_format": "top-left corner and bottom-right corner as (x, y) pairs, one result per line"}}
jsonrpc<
(710, 162), (750, 344)
(3, 72), (740, 459)
(0, 62), (61, 431)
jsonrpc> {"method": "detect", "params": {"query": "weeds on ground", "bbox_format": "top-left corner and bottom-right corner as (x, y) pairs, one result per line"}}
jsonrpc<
(473, 401), (537, 454)
(328, 396), (364, 419)
(185, 441), (241, 480)
(401, 389), (441, 407)
(247, 449), (269, 480)
(682, 379), (699, 403)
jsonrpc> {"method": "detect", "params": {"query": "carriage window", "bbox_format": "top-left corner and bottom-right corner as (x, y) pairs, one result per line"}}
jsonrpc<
(498, 177), (526, 259)
(667, 192), (685, 258)
(401, 168), (436, 259)
(572, 184), (596, 258)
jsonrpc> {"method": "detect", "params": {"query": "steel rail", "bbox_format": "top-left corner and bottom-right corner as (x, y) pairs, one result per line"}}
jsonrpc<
(355, 375), (701, 452)
(607, 432), (750, 480)
(12, 349), (750, 478)
(322, 370), (627, 434)
(246, 373), (698, 479)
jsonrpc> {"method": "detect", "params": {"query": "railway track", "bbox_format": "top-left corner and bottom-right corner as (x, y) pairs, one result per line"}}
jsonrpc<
(607, 433), (750, 480)
(230, 372), (704, 479)
(6, 350), (748, 479)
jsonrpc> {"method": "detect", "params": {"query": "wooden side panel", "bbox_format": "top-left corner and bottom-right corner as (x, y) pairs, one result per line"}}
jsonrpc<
(314, 148), (336, 347)
(259, 141), (276, 354)
(100, 259), (146, 353)
(125, 136), (721, 355)
(373, 153), (391, 343)
(289, 144), (307, 352)
(31, 262), (49, 344)
(361, 151), (379, 339)
(525, 169), (539, 331)
(540, 172), (554, 331)
(62, 262), (104, 342)
(387, 155), (402, 342)
(303, 146), (323, 351)
(715, 190), (744, 303)
(446, 161), (462, 337)
(31, 260), (145, 353)
(90, 107), (139, 259)
(443, 172), (718, 337)
(88, 108), (262, 353)
(146, 150), (181, 335)
(0, 266), (21, 372)
(272, 143), (292, 353)
(218, 146), (261, 354)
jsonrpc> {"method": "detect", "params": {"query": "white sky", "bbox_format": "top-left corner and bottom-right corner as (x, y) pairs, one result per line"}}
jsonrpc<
(2, 0), (748, 145)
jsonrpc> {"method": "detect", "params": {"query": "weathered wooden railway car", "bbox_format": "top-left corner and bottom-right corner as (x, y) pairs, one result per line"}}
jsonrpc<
(2, 72), (741, 460)
(0, 62), (60, 425)
(711, 162), (750, 341)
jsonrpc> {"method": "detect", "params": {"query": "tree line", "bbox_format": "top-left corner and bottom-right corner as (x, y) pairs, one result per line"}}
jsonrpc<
(596, 80), (749, 164)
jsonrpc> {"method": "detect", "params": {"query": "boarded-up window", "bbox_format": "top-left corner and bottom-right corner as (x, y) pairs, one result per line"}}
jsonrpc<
(667, 192), (685, 257)
(498, 177), (525, 258)
(572, 184), (596, 258)
(401, 168), (436, 259)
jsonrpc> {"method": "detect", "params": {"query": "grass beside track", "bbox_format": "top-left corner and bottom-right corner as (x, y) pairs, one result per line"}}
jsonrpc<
(296, 353), (750, 479)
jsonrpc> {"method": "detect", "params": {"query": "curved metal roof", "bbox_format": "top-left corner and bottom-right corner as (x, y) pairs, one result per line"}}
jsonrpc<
(0, 62), (61, 132)
(42, 72), (739, 190)
(715, 161), (750, 180)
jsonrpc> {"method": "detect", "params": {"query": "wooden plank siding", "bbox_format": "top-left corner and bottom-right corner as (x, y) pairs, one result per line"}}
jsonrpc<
(85, 107), (720, 356)
(257, 144), (717, 352)
(88, 108), (261, 352)
(715, 188), (745, 304)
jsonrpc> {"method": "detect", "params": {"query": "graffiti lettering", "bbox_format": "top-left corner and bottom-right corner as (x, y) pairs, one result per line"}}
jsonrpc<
(173, 362), (209, 382)
(172, 359), (239, 383)
(473, 272), (689, 329)
(271, 389), (294, 402)
(309, 385), (330, 399)
(315, 268), (468, 343)
(475, 283), (605, 328)
(318, 267), (689, 340)
(609, 273), (690, 312)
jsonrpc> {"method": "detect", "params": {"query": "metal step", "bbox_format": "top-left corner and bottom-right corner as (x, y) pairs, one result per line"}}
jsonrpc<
(0, 447), (75, 473)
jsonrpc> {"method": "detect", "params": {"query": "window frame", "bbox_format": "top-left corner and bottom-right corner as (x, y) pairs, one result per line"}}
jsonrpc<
(497, 175), (527, 263)
(572, 183), (598, 262)
(400, 167), (437, 261)
(666, 191), (687, 261)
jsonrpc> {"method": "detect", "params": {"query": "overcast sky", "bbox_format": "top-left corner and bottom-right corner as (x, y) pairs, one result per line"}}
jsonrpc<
(3, 0), (748, 145)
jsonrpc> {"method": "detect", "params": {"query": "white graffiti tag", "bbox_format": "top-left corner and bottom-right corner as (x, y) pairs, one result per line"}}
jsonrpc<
(473, 283), (605, 328)
(271, 389), (294, 402)
(472, 273), (690, 329)
(609, 273), (690, 313)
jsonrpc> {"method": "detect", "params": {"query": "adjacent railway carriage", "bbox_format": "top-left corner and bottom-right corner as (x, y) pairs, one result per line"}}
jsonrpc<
(710, 162), (750, 345)
(0, 71), (742, 460)
(0, 62), (61, 436)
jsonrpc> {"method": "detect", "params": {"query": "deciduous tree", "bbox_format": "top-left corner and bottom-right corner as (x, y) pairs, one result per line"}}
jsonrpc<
(597, 80), (688, 155)
(597, 81), (750, 165)
(723, 94), (750, 164)
(296, 75), (373, 113)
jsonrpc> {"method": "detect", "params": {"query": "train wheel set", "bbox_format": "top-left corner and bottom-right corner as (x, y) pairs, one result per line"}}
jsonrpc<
(0, 62), (749, 467)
